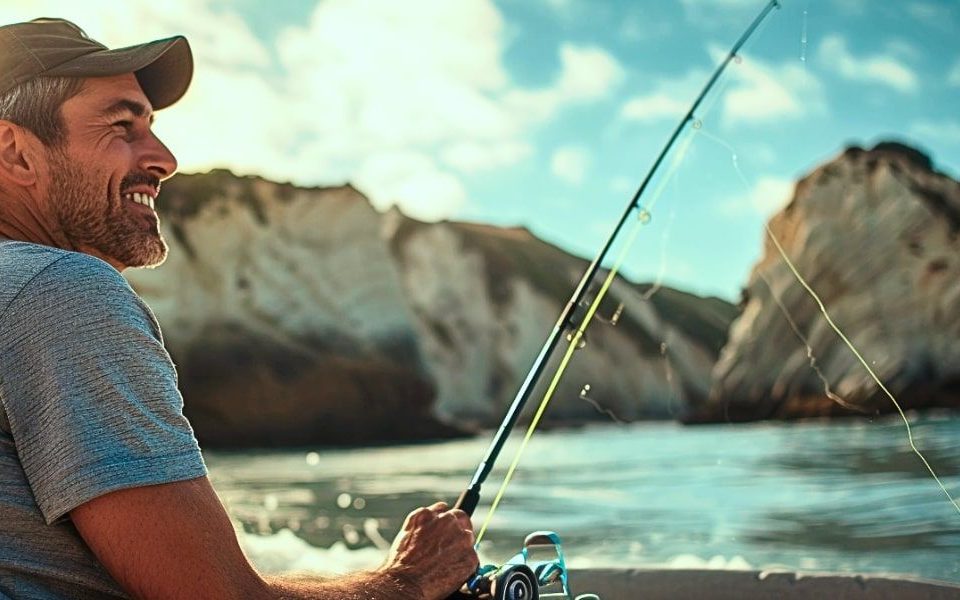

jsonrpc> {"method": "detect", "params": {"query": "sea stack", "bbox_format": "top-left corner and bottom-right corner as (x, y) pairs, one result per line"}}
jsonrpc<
(691, 142), (960, 422)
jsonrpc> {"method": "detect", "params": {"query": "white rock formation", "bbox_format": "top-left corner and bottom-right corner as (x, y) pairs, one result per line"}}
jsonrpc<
(125, 170), (734, 445)
(385, 212), (732, 426)
(702, 143), (960, 421)
(129, 175), (416, 359)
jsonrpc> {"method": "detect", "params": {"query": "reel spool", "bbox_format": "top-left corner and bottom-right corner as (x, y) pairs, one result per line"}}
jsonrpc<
(491, 565), (538, 600)
(450, 531), (600, 600)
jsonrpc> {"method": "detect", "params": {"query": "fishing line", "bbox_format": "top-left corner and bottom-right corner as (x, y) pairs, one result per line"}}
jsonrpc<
(660, 338), (683, 418)
(755, 269), (869, 414)
(799, 0), (809, 64)
(475, 130), (699, 544)
(698, 123), (960, 516)
(579, 384), (629, 424)
(454, 0), (784, 550)
(765, 227), (960, 515)
(640, 209), (676, 301)
(539, 22), (771, 456)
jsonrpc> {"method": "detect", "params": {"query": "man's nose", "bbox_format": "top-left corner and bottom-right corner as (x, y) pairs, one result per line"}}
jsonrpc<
(136, 131), (178, 181)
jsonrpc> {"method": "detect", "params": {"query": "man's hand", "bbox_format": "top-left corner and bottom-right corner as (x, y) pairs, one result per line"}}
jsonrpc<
(73, 478), (479, 600)
(379, 502), (480, 600)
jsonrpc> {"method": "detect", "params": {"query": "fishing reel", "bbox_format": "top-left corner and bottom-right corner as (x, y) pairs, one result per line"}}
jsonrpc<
(450, 531), (599, 600)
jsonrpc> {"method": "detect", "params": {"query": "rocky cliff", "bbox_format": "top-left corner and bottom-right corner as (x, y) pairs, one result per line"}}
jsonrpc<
(126, 170), (454, 447)
(691, 142), (960, 422)
(126, 170), (735, 447)
(384, 213), (736, 427)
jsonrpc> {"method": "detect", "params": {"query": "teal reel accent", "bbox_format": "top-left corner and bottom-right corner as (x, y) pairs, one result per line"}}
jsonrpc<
(452, 531), (599, 600)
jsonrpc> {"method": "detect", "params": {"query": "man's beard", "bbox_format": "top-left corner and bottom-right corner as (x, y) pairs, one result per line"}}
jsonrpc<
(48, 151), (168, 269)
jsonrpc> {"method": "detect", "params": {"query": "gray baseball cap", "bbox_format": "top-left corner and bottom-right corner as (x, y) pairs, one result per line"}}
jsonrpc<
(0, 18), (192, 109)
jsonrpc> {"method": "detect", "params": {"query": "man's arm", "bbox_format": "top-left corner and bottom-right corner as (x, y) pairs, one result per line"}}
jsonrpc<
(71, 476), (478, 600)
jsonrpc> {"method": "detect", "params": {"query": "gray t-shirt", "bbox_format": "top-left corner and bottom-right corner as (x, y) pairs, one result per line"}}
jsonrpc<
(0, 240), (208, 599)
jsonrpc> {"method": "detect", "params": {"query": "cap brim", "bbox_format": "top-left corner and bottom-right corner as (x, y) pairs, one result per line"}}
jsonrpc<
(44, 36), (193, 110)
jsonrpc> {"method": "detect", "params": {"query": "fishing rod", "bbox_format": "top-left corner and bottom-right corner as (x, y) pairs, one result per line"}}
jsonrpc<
(449, 2), (781, 598)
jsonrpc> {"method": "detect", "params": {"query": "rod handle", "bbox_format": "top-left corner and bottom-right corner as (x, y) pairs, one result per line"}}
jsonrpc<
(454, 486), (480, 516)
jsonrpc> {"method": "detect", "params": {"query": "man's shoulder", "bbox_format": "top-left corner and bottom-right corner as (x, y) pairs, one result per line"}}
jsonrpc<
(0, 241), (133, 321)
(0, 239), (69, 274)
(0, 240), (124, 284)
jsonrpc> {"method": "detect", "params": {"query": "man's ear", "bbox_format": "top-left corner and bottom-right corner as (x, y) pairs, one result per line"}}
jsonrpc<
(0, 120), (40, 187)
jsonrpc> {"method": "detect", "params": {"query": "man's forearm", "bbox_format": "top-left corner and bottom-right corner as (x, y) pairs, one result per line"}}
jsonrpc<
(264, 568), (425, 600)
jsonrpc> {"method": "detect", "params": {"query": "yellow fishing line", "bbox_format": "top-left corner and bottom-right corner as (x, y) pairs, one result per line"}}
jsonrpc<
(696, 121), (960, 516)
(764, 225), (960, 515)
(755, 270), (865, 414)
(475, 8), (776, 541)
(475, 129), (699, 544)
(473, 8), (957, 555)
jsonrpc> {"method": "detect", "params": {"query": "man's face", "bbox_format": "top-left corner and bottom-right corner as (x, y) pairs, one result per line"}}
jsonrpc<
(45, 73), (178, 270)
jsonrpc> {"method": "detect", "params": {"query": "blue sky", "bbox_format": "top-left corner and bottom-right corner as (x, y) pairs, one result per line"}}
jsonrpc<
(2, 0), (958, 301)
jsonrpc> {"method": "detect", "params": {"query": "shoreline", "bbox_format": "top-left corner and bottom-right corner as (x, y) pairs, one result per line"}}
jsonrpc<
(568, 568), (960, 599)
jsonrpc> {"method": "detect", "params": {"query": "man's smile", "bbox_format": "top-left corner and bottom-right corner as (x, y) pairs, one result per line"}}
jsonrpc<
(122, 191), (156, 211)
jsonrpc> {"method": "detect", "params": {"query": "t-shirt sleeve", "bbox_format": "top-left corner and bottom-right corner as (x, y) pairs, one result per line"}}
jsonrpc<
(0, 252), (207, 524)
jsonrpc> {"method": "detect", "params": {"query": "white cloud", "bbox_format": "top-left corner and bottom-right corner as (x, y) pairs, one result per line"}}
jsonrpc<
(155, 69), (293, 183)
(622, 50), (826, 132)
(716, 49), (827, 126)
(680, 0), (756, 7)
(555, 44), (625, 99)
(266, 0), (519, 219)
(910, 120), (960, 145)
(355, 152), (468, 221)
(950, 59), (960, 87)
(0, 1), (270, 68)
(817, 34), (918, 93)
(0, 0), (289, 180)
(906, 2), (951, 23)
(610, 176), (634, 194)
(0, 0), (629, 221)
(883, 39), (921, 61)
(742, 142), (778, 167)
(503, 43), (624, 123)
(551, 146), (591, 185)
(618, 15), (671, 43)
(831, 0), (868, 14)
(719, 176), (794, 218)
(275, 0), (514, 147)
(440, 141), (533, 173)
(621, 93), (688, 123)
(264, 5), (623, 217)
(618, 68), (707, 125)
(678, 0), (757, 16)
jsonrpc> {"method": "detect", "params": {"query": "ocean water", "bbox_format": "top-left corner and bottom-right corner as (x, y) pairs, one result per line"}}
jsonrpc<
(205, 413), (960, 583)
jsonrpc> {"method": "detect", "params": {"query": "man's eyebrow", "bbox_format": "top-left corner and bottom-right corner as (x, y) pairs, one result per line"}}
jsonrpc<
(101, 99), (155, 124)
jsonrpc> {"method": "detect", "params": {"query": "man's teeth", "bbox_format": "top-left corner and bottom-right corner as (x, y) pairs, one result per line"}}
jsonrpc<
(123, 192), (155, 210)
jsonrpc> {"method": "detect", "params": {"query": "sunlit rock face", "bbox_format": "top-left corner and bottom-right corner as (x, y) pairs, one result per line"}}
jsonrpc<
(126, 170), (736, 447)
(694, 142), (960, 422)
(126, 171), (457, 447)
(383, 212), (736, 428)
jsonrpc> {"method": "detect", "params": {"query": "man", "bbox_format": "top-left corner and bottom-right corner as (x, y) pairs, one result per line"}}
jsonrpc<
(0, 18), (478, 599)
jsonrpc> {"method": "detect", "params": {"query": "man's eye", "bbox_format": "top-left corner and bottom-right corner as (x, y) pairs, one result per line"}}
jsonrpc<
(112, 120), (133, 130)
